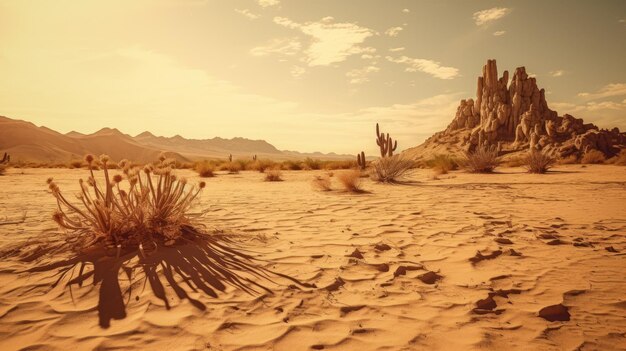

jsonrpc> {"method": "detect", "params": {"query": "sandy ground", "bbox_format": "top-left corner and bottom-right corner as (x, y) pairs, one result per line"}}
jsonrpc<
(0, 165), (625, 351)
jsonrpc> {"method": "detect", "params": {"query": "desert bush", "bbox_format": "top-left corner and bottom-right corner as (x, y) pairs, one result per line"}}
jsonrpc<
(69, 160), (84, 169)
(608, 149), (626, 165)
(195, 161), (215, 177)
(523, 149), (556, 174)
(264, 168), (283, 182)
(558, 154), (579, 164)
(371, 155), (415, 183)
(311, 175), (332, 191)
(303, 158), (322, 170)
(337, 170), (364, 193)
(220, 161), (242, 174)
(581, 149), (606, 164)
(48, 154), (206, 251)
(280, 160), (302, 171)
(462, 145), (500, 173)
(249, 159), (275, 173)
(234, 159), (252, 170)
(426, 154), (458, 174)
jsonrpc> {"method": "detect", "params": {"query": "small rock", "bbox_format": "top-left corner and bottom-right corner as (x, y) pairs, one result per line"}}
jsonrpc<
(538, 304), (570, 322)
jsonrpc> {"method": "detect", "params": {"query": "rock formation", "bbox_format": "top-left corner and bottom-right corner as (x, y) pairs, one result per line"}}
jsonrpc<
(406, 59), (626, 160)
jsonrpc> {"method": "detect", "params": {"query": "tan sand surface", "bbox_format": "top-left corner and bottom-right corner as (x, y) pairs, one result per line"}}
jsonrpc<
(0, 165), (625, 350)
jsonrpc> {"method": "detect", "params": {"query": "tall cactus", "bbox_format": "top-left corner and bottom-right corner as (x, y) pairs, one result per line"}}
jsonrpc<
(228, 154), (233, 162)
(253, 154), (257, 161)
(0, 152), (9, 164)
(375, 123), (397, 157)
(357, 151), (366, 170)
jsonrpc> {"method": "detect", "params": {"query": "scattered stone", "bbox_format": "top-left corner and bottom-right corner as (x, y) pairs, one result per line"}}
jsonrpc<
(470, 250), (503, 263)
(346, 249), (364, 259)
(605, 246), (619, 253)
(374, 243), (392, 251)
(417, 271), (442, 284)
(393, 265), (422, 277)
(538, 304), (570, 322)
(495, 238), (513, 245)
(325, 278), (345, 292)
(372, 263), (390, 272)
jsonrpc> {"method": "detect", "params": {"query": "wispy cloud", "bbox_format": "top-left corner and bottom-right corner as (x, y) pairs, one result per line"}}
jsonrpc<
(402, 9), (410, 13)
(273, 16), (376, 66)
(549, 70), (565, 77)
(578, 83), (626, 100)
(389, 47), (405, 52)
(346, 65), (380, 84)
(257, 0), (279, 8)
(386, 56), (459, 79)
(235, 9), (259, 20)
(493, 30), (506, 36)
(385, 26), (403, 37)
(250, 37), (301, 57)
(473, 7), (511, 26)
(290, 65), (305, 79)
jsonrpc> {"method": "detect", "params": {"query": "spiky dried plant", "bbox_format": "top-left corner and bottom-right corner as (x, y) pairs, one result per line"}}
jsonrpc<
(48, 154), (206, 252)
(311, 175), (332, 191)
(371, 154), (415, 183)
(523, 149), (556, 174)
(337, 169), (364, 193)
(462, 145), (500, 173)
(264, 168), (283, 181)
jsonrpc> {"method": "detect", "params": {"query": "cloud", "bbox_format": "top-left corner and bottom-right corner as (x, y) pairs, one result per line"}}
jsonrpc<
(619, 19), (625, 23)
(250, 38), (301, 57)
(577, 83), (626, 100)
(346, 65), (380, 84)
(290, 66), (305, 79)
(493, 30), (506, 36)
(257, 0), (279, 8)
(549, 70), (565, 77)
(386, 56), (459, 79)
(273, 16), (376, 66)
(402, 9), (410, 13)
(235, 9), (259, 20)
(385, 26), (403, 37)
(473, 7), (511, 26)
(389, 47), (405, 52)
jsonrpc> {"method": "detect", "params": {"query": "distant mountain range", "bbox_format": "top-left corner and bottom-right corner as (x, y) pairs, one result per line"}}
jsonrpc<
(0, 116), (352, 164)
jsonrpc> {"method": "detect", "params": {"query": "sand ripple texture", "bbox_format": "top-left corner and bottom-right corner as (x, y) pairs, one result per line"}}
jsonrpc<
(0, 165), (625, 351)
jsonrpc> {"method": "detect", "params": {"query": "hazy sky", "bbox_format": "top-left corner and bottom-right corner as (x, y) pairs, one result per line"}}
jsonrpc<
(1, 0), (625, 154)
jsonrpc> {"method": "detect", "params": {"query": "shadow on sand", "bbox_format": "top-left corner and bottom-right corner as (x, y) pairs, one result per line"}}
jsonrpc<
(22, 228), (311, 328)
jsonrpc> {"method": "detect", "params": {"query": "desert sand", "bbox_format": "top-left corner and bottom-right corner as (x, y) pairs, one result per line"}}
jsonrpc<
(0, 165), (625, 351)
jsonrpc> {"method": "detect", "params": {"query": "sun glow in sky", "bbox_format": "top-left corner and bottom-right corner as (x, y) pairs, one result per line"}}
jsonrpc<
(1, 0), (625, 154)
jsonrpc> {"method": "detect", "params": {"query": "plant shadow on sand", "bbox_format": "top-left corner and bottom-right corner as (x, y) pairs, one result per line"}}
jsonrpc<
(19, 228), (310, 328)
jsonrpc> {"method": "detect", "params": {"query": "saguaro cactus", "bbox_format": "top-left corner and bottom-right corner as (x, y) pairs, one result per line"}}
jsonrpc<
(0, 152), (9, 164)
(228, 154), (233, 162)
(253, 154), (257, 161)
(375, 123), (397, 157)
(357, 151), (366, 170)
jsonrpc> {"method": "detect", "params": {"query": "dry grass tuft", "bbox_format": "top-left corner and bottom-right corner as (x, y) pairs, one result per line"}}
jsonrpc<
(581, 149), (606, 164)
(523, 149), (556, 174)
(195, 161), (215, 177)
(371, 155), (415, 183)
(311, 175), (332, 191)
(220, 161), (242, 174)
(426, 154), (458, 174)
(264, 168), (283, 182)
(48, 154), (207, 252)
(462, 145), (500, 173)
(608, 149), (626, 165)
(337, 169), (364, 192)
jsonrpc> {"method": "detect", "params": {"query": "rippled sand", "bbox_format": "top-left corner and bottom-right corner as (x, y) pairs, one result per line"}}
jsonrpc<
(1, 165), (625, 350)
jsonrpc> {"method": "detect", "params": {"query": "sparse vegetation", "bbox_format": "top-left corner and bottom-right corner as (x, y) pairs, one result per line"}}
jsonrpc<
(608, 149), (626, 165)
(220, 161), (242, 174)
(264, 168), (283, 181)
(581, 149), (606, 164)
(462, 145), (500, 173)
(337, 169), (364, 193)
(426, 154), (458, 174)
(523, 149), (556, 174)
(311, 175), (332, 191)
(371, 154), (415, 183)
(48, 154), (207, 251)
(195, 161), (215, 177)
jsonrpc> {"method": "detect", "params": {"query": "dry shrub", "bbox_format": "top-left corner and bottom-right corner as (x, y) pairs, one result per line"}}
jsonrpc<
(311, 175), (332, 191)
(371, 155), (415, 183)
(195, 161), (215, 177)
(220, 161), (242, 174)
(558, 154), (579, 164)
(337, 170), (363, 192)
(523, 149), (556, 174)
(69, 160), (84, 169)
(581, 149), (606, 164)
(280, 160), (302, 171)
(264, 168), (283, 181)
(608, 149), (626, 165)
(426, 154), (458, 174)
(462, 145), (500, 173)
(48, 154), (207, 251)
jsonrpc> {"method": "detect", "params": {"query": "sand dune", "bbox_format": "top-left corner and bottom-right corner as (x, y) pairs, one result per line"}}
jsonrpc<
(0, 165), (624, 350)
